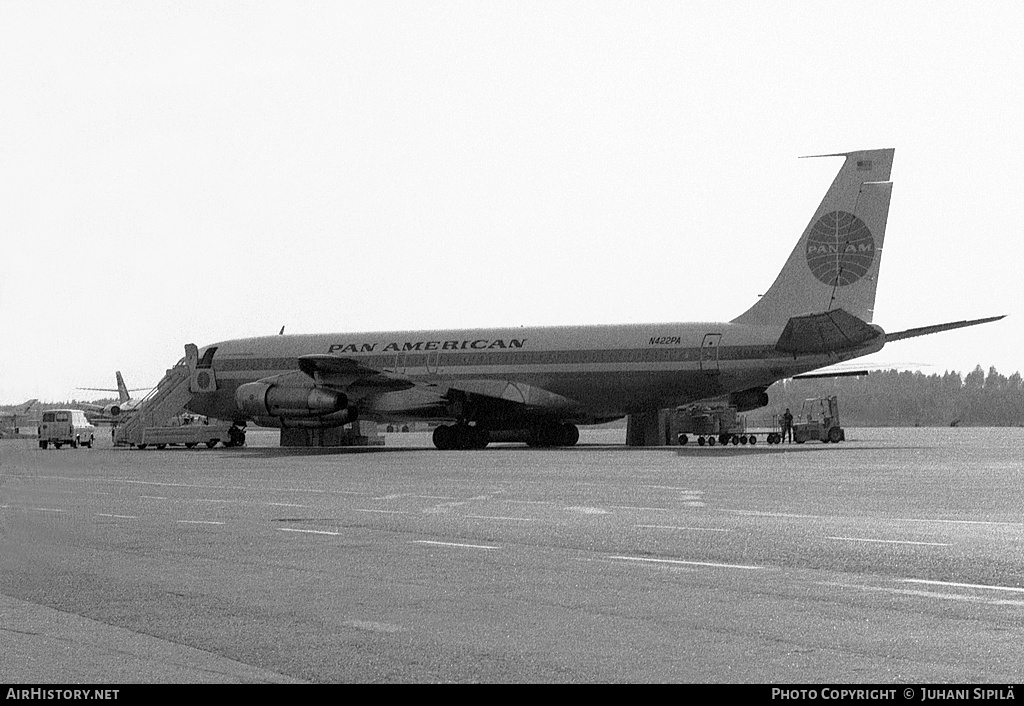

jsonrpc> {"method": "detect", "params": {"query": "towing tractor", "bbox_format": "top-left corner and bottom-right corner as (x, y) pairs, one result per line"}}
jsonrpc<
(792, 396), (845, 443)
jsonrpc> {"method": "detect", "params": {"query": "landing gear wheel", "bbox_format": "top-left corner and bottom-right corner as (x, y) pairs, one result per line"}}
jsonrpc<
(527, 422), (579, 448)
(227, 425), (246, 447)
(560, 424), (579, 447)
(433, 424), (455, 450)
(470, 425), (490, 449)
(439, 424), (488, 450)
(452, 424), (473, 450)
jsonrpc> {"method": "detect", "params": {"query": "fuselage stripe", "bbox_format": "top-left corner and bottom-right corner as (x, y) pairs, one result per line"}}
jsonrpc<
(213, 344), (783, 374)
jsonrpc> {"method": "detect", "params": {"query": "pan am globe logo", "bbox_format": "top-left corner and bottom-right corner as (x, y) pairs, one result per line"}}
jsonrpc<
(805, 211), (875, 286)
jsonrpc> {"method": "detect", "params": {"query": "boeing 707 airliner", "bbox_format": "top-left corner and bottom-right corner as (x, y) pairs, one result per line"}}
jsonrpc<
(182, 149), (1003, 448)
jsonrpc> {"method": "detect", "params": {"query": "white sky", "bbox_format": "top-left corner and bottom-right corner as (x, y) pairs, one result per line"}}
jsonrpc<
(2, 1), (1021, 403)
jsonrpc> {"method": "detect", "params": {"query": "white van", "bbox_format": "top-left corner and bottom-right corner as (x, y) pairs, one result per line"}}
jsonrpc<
(39, 409), (96, 449)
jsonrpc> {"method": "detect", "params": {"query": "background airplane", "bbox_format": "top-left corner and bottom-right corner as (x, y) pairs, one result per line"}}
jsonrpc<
(179, 149), (1003, 449)
(79, 372), (150, 426)
(0, 398), (39, 435)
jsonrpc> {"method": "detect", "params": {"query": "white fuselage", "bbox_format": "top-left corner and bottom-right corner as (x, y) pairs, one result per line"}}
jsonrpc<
(185, 319), (885, 426)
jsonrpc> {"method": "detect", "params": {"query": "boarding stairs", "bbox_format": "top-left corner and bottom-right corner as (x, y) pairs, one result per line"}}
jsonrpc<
(113, 346), (199, 447)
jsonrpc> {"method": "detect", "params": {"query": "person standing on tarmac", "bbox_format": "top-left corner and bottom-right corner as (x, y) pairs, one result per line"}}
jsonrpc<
(782, 408), (794, 443)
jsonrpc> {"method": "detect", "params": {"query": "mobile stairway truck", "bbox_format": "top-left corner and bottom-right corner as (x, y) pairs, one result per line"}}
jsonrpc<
(113, 346), (245, 449)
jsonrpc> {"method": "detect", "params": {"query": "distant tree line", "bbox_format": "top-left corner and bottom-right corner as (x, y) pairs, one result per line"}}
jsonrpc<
(0, 398), (117, 415)
(769, 366), (1024, 427)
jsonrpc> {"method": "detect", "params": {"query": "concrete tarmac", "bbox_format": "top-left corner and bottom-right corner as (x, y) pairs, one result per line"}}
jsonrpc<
(2, 428), (1024, 683)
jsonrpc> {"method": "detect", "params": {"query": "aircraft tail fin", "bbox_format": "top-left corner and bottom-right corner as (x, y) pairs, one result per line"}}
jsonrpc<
(116, 371), (130, 403)
(732, 149), (894, 327)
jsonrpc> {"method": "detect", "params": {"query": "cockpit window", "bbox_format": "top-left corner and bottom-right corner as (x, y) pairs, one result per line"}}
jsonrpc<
(197, 347), (218, 369)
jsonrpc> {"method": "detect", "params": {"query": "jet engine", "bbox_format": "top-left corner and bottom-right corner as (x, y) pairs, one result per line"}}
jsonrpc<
(235, 381), (348, 419)
(729, 387), (769, 412)
(276, 408), (359, 428)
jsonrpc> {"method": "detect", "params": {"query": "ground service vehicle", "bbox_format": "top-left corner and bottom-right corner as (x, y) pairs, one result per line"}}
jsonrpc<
(792, 396), (845, 443)
(39, 409), (96, 449)
(117, 416), (239, 449)
(676, 405), (784, 446)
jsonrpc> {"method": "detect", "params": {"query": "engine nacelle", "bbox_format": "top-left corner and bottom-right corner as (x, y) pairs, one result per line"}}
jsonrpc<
(235, 382), (348, 419)
(279, 407), (359, 428)
(729, 387), (769, 412)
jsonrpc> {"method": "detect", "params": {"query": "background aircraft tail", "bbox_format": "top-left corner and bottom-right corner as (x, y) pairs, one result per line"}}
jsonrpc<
(732, 149), (894, 327)
(116, 371), (130, 403)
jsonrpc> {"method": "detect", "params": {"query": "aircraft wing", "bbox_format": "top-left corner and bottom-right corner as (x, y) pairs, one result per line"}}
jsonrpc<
(297, 354), (580, 413)
(450, 379), (580, 412)
(297, 354), (416, 393)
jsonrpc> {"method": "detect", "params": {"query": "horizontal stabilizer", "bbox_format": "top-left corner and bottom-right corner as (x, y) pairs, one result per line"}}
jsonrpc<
(885, 315), (1006, 342)
(792, 370), (870, 380)
(78, 387), (147, 392)
(775, 309), (882, 355)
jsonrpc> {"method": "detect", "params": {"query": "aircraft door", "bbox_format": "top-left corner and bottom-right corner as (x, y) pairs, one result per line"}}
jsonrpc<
(390, 352), (407, 375)
(390, 351), (439, 377)
(700, 333), (722, 373)
(187, 343), (219, 393)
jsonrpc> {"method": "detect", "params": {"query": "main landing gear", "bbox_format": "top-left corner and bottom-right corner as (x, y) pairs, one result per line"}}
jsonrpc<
(225, 424), (247, 448)
(432, 424), (489, 450)
(526, 423), (579, 448)
(431, 421), (581, 450)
